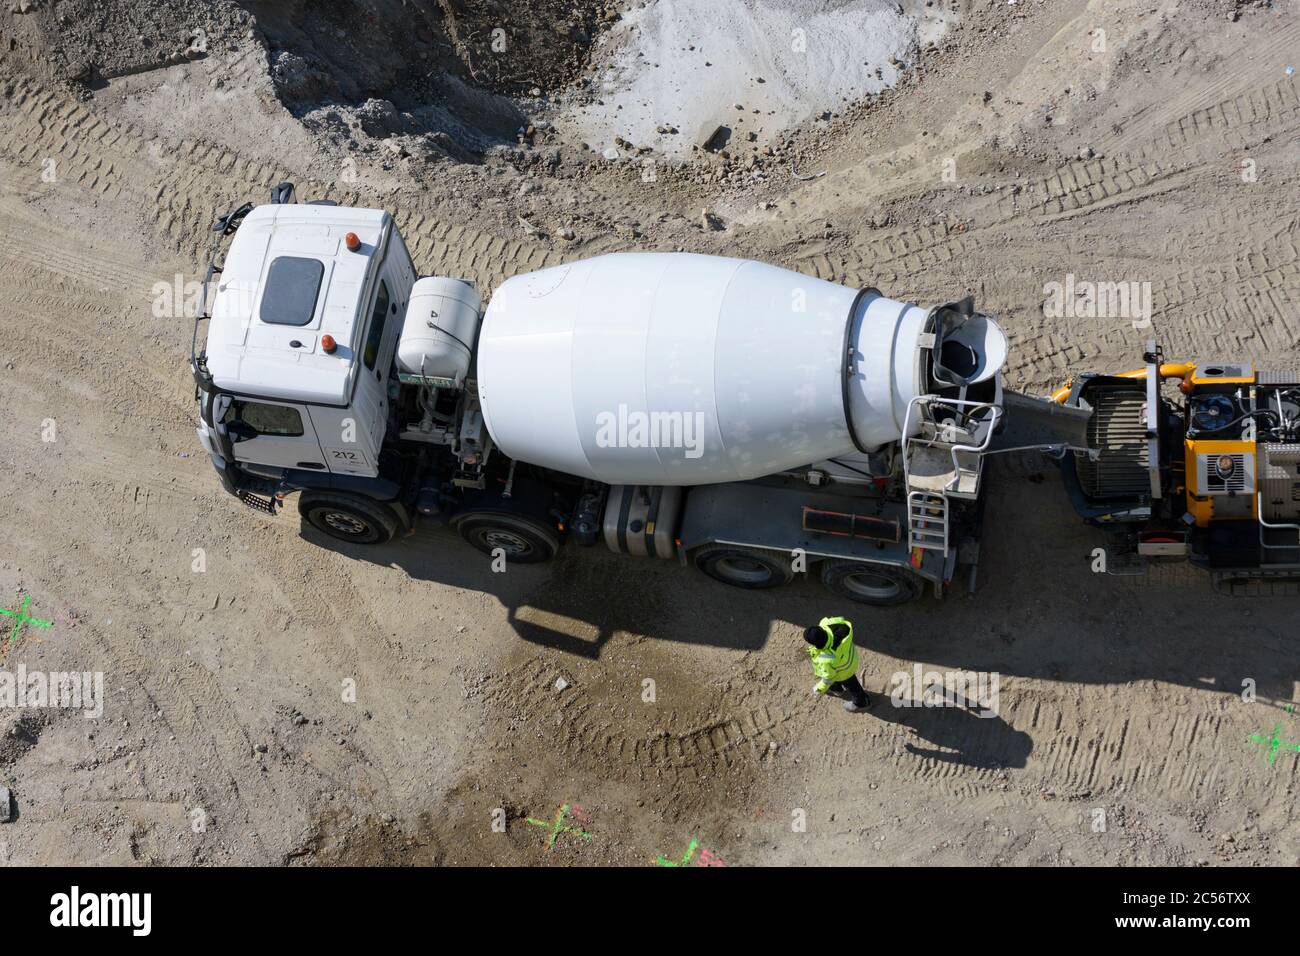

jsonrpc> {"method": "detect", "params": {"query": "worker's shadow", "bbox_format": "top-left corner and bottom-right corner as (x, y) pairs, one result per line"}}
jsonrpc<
(867, 684), (1033, 771)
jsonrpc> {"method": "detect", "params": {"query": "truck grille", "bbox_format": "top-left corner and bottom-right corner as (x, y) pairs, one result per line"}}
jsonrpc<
(1077, 390), (1149, 499)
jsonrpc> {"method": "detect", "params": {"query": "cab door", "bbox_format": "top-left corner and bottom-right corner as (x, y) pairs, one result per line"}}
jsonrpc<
(218, 395), (327, 471)
(355, 266), (406, 452)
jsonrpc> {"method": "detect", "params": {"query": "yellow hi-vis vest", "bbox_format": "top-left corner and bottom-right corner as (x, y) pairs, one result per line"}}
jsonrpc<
(809, 616), (857, 692)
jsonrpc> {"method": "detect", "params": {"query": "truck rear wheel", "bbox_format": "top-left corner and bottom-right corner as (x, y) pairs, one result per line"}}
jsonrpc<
(299, 492), (398, 545)
(453, 512), (561, 564)
(692, 545), (794, 590)
(819, 561), (921, 606)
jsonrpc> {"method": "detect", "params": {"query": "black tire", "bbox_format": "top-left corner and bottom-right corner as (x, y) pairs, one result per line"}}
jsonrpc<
(819, 561), (922, 606)
(453, 511), (561, 564)
(692, 545), (794, 590)
(299, 492), (398, 545)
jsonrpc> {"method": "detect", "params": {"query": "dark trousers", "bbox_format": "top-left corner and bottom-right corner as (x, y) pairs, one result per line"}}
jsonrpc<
(828, 675), (869, 707)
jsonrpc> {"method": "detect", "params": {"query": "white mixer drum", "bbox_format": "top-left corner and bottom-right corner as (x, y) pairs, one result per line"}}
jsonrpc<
(475, 252), (980, 485)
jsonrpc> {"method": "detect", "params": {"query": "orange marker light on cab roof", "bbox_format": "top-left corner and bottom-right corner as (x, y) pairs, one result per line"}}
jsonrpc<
(345, 232), (361, 252)
(321, 334), (337, 354)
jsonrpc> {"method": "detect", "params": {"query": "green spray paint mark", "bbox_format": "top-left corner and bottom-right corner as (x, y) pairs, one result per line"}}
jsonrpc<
(525, 803), (592, 850)
(0, 595), (52, 646)
(1247, 723), (1300, 765)
(655, 839), (698, 867)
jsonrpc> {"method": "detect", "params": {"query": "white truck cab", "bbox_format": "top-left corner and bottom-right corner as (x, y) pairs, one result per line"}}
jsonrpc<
(196, 202), (415, 480)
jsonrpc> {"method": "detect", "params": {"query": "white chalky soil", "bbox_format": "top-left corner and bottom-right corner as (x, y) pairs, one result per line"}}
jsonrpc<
(569, 0), (953, 158)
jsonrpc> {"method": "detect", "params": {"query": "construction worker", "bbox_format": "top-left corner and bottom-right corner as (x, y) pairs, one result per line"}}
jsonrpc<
(804, 616), (869, 713)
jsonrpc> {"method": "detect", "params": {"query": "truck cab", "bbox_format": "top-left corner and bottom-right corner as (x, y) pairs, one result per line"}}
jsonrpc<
(194, 201), (415, 504)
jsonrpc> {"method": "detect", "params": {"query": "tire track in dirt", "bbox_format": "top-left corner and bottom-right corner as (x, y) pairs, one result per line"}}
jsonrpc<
(0, 269), (194, 433)
(811, 685), (1300, 814)
(0, 442), (284, 860)
(1093, 19), (1300, 158)
(0, 69), (571, 298)
(4, 59), (1293, 346)
(483, 653), (812, 786)
(0, 390), (392, 861)
(794, 74), (1300, 393)
(0, 147), (308, 861)
(797, 73), (1299, 288)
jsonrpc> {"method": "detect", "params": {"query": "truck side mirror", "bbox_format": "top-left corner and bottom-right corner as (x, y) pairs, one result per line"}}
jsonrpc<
(227, 421), (258, 443)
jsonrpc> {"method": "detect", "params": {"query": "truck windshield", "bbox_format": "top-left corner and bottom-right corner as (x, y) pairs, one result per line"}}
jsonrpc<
(221, 399), (305, 437)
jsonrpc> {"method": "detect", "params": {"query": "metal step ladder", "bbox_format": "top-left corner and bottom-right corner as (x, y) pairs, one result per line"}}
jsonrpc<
(907, 491), (949, 556)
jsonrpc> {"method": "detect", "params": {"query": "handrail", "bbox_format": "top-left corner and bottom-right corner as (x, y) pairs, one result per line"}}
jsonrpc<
(1257, 492), (1300, 551)
(902, 396), (1003, 493)
(190, 200), (254, 388)
(190, 258), (221, 366)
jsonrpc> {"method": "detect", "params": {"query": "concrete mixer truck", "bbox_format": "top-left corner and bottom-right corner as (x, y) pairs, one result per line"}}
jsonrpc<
(189, 185), (1081, 606)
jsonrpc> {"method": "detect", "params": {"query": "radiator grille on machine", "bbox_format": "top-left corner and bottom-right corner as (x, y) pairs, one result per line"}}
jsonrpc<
(1204, 453), (1248, 493)
(1077, 390), (1150, 498)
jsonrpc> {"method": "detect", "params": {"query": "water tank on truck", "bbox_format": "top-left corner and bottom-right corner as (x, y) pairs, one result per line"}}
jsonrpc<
(397, 276), (483, 388)
(474, 252), (1007, 486)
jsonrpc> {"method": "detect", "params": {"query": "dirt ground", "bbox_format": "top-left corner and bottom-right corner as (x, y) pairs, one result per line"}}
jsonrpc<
(0, 0), (1297, 866)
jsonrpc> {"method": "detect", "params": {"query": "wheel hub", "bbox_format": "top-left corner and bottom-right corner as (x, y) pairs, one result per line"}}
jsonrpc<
(482, 529), (531, 555)
(323, 512), (368, 535)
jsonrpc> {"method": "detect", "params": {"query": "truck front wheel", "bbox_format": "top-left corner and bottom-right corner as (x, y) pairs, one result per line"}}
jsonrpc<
(692, 545), (794, 590)
(819, 561), (921, 606)
(453, 512), (561, 564)
(299, 492), (399, 545)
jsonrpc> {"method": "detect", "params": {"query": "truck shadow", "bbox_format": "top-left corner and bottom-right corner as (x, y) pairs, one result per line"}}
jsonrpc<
(888, 471), (1300, 704)
(300, 521), (777, 657)
(299, 465), (1300, 704)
